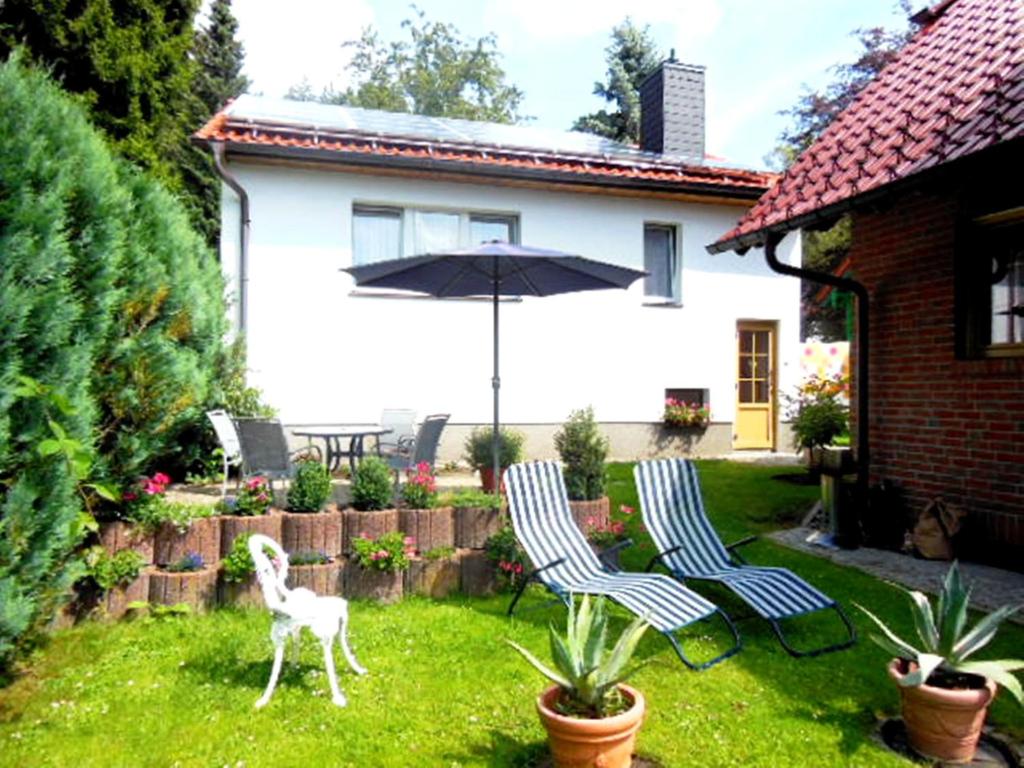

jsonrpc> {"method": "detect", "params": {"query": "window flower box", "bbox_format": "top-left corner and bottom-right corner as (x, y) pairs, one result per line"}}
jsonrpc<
(663, 398), (711, 429)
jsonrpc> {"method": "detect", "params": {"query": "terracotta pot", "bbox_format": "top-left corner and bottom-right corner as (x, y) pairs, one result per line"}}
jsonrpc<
(345, 566), (404, 603)
(102, 568), (152, 620)
(405, 556), (460, 598)
(281, 506), (344, 557)
(149, 568), (218, 612)
(289, 561), (345, 595)
(479, 467), (506, 493)
(217, 573), (265, 608)
(399, 506), (454, 553)
(152, 516), (221, 568)
(98, 521), (154, 564)
(888, 659), (997, 763)
(568, 497), (610, 533)
(459, 548), (498, 596)
(537, 684), (645, 768)
(219, 512), (282, 558)
(453, 506), (503, 549)
(341, 508), (398, 555)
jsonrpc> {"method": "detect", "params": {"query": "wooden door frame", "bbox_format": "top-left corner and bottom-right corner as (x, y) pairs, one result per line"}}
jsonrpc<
(734, 320), (778, 450)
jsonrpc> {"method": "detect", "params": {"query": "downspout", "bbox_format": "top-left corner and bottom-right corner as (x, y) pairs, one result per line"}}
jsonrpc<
(211, 142), (250, 335)
(763, 232), (870, 501)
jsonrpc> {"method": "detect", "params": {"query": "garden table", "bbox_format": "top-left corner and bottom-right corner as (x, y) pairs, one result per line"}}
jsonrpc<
(292, 425), (392, 475)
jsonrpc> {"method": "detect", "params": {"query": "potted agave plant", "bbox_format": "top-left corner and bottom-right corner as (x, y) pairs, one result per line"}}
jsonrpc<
(858, 561), (1022, 763)
(508, 594), (649, 768)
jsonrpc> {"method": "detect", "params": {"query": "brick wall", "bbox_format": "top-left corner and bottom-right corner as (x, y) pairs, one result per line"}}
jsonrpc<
(849, 189), (1024, 568)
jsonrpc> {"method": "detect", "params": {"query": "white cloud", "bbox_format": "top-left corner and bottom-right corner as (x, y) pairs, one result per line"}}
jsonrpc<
(223, 0), (375, 98)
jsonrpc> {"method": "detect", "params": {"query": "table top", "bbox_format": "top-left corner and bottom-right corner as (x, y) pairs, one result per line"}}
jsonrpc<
(292, 425), (392, 438)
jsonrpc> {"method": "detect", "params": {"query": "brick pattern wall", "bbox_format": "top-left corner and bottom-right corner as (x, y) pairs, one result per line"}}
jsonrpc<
(849, 190), (1024, 568)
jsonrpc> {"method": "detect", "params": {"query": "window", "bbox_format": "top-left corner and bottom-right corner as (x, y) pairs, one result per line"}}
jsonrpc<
(991, 247), (1023, 346)
(644, 224), (680, 303)
(958, 211), (1024, 357)
(352, 205), (519, 266)
(352, 206), (402, 266)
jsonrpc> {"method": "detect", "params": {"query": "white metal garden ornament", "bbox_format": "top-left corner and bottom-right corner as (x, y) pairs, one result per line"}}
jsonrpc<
(248, 534), (367, 707)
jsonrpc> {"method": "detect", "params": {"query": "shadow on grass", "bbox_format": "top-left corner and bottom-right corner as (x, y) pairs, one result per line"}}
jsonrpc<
(181, 645), (316, 695)
(444, 729), (549, 767)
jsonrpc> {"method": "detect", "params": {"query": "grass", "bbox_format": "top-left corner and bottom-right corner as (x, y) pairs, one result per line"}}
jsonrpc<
(1, 461), (1021, 767)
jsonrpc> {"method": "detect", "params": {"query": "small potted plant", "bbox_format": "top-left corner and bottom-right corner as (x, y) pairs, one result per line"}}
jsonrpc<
(463, 426), (524, 492)
(508, 594), (650, 768)
(346, 531), (413, 603)
(149, 550), (217, 612)
(399, 462), (454, 553)
(218, 475), (283, 559)
(449, 488), (505, 549)
(858, 561), (1023, 763)
(218, 533), (265, 607)
(281, 459), (342, 557)
(405, 545), (460, 599)
(343, 455), (398, 554)
(287, 549), (344, 595)
(583, 509), (631, 570)
(784, 375), (849, 471)
(662, 398), (711, 429)
(86, 548), (150, 620)
(554, 407), (610, 530)
(479, 525), (528, 596)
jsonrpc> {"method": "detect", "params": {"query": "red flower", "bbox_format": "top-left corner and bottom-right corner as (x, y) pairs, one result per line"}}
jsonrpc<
(620, 505), (634, 516)
(152, 472), (171, 486)
(122, 491), (137, 502)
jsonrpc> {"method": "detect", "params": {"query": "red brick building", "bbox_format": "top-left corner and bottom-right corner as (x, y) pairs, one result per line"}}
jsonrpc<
(711, 0), (1023, 567)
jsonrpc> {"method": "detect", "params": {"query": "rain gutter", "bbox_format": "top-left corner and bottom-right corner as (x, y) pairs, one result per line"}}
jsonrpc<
(211, 142), (251, 334)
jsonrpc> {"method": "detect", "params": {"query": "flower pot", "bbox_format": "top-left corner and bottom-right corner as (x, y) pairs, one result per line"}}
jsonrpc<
(219, 512), (283, 558)
(289, 561), (345, 596)
(149, 567), (218, 613)
(344, 566), (404, 603)
(399, 506), (454, 553)
(888, 659), (997, 763)
(479, 467), (506, 493)
(152, 516), (221, 568)
(342, 508), (398, 555)
(453, 505), (503, 549)
(405, 556), (460, 599)
(281, 506), (343, 557)
(459, 548), (498, 596)
(568, 497), (610, 532)
(217, 573), (265, 608)
(98, 521), (154, 564)
(537, 683), (645, 768)
(102, 568), (152, 620)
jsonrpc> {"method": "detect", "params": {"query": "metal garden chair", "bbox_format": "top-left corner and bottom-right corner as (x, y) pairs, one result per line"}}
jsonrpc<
(505, 460), (741, 671)
(634, 458), (856, 658)
(385, 413), (449, 474)
(233, 417), (320, 488)
(377, 409), (417, 459)
(206, 409), (242, 498)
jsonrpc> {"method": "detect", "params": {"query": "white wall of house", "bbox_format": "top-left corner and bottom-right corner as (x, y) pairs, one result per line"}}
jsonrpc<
(220, 160), (801, 452)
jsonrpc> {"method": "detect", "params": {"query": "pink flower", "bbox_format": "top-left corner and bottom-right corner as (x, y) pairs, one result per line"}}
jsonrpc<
(513, 563), (523, 574)
(142, 481), (162, 495)
(586, 516), (596, 527)
(612, 522), (625, 535)
(152, 472), (171, 486)
(620, 505), (634, 516)
(403, 536), (416, 547)
(247, 477), (266, 490)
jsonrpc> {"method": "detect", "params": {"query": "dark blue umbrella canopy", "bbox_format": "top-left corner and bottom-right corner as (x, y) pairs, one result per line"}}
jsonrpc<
(343, 242), (645, 485)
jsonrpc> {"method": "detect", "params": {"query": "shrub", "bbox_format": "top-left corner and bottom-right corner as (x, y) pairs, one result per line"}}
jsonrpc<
(231, 476), (273, 516)
(401, 462), (438, 509)
(441, 488), (503, 510)
(554, 407), (608, 501)
(485, 525), (528, 591)
(423, 545), (455, 561)
(350, 456), (394, 511)
(287, 459), (332, 512)
(86, 549), (145, 592)
(785, 375), (849, 453)
(221, 534), (255, 583)
(351, 531), (414, 573)
(463, 427), (524, 471)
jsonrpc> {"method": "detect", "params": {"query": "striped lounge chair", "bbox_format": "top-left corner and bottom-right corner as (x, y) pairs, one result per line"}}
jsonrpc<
(505, 461), (741, 671)
(635, 458), (856, 658)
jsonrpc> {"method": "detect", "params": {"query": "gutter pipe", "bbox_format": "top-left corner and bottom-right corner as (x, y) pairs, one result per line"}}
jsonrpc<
(211, 142), (250, 334)
(763, 233), (870, 502)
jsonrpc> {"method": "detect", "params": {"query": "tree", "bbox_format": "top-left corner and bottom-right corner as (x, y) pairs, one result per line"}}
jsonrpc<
(289, 9), (524, 123)
(573, 19), (661, 144)
(771, 8), (914, 340)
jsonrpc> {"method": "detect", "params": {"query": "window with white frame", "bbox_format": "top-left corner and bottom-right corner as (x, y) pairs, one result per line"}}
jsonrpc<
(352, 205), (518, 265)
(644, 223), (680, 303)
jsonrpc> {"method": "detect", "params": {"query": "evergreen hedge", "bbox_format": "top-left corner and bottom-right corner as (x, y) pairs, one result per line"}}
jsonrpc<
(0, 55), (225, 675)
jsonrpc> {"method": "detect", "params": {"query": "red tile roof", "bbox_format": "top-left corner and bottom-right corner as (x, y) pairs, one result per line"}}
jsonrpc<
(711, 0), (1024, 252)
(195, 100), (775, 200)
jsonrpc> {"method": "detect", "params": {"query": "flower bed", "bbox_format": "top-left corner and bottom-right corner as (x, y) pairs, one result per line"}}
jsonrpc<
(341, 508), (397, 555)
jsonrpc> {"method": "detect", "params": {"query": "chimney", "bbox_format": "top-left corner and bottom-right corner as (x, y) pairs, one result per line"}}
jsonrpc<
(639, 55), (705, 162)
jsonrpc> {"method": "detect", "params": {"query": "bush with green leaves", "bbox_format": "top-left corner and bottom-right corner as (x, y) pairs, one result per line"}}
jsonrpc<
(351, 531), (414, 573)
(858, 560), (1023, 703)
(508, 594), (650, 718)
(287, 459), (332, 512)
(463, 427), (524, 471)
(401, 462), (438, 509)
(221, 534), (255, 584)
(86, 549), (145, 592)
(554, 407), (608, 501)
(485, 525), (528, 591)
(785, 375), (849, 453)
(442, 488), (503, 510)
(350, 456), (394, 511)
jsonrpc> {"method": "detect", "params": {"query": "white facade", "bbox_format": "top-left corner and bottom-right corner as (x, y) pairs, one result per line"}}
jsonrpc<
(220, 160), (801, 453)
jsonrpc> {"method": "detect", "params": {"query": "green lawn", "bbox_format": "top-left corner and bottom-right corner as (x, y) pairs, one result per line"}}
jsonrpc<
(1, 461), (1020, 767)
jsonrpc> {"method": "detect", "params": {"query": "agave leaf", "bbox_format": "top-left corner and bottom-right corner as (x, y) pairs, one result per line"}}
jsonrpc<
(938, 562), (971, 656)
(896, 653), (946, 687)
(601, 614), (651, 686)
(856, 603), (922, 659)
(572, 594), (591, 663)
(908, 591), (939, 652)
(583, 599), (608, 672)
(549, 625), (579, 680)
(956, 660), (1024, 705)
(506, 640), (571, 689)
(951, 605), (1021, 663)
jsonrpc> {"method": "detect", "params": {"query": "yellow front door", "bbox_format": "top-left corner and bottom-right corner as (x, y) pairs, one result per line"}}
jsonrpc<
(734, 322), (776, 449)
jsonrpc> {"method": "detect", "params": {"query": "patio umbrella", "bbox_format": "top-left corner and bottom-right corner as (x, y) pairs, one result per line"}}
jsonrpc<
(343, 242), (646, 487)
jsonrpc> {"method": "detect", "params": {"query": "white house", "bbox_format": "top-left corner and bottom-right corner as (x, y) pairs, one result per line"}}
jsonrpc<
(195, 61), (801, 462)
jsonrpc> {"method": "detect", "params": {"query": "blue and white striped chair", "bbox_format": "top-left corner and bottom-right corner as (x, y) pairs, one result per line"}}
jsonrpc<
(635, 458), (856, 658)
(505, 461), (741, 671)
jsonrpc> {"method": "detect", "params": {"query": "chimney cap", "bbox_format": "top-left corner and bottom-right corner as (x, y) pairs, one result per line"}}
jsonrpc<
(639, 58), (706, 89)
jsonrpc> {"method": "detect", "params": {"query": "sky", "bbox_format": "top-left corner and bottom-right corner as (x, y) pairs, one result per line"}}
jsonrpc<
(216, 0), (912, 170)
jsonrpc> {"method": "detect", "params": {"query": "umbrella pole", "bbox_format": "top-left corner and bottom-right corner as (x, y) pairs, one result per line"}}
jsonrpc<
(491, 268), (501, 494)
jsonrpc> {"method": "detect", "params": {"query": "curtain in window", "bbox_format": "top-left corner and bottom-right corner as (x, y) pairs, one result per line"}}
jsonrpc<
(353, 209), (401, 265)
(991, 250), (1023, 344)
(644, 226), (679, 302)
(413, 211), (460, 254)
